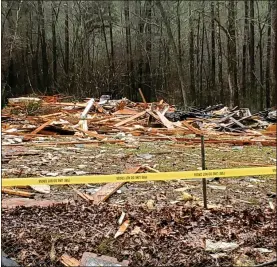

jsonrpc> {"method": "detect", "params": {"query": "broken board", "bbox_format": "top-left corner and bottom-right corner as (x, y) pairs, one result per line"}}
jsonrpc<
(91, 166), (142, 204)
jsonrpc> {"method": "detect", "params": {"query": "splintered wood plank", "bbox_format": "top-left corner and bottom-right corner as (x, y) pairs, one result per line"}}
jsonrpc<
(228, 117), (246, 128)
(24, 119), (54, 141)
(92, 166), (142, 204)
(114, 111), (147, 127)
(39, 112), (64, 118)
(155, 110), (174, 129)
(181, 120), (202, 135)
(113, 108), (139, 115)
(1, 188), (34, 198)
(138, 88), (147, 104)
(77, 128), (106, 140)
(72, 188), (93, 202)
(60, 254), (80, 266)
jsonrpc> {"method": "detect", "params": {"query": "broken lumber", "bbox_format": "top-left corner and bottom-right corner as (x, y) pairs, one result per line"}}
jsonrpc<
(76, 128), (106, 140)
(1, 188), (34, 198)
(228, 117), (246, 128)
(181, 120), (202, 135)
(91, 166), (142, 204)
(155, 110), (174, 129)
(60, 254), (80, 267)
(24, 119), (54, 141)
(114, 111), (147, 127)
(72, 188), (94, 202)
(138, 88), (147, 104)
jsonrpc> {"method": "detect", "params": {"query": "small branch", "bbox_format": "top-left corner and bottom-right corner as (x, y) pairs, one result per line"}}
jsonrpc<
(252, 260), (277, 267)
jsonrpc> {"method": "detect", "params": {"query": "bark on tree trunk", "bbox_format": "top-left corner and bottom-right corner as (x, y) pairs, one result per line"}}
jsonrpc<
(64, 2), (69, 76)
(227, 0), (239, 107)
(249, 0), (256, 106)
(265, 1), (271, 108)
(51, 2), (58, 89)
(273, 0), (277, 107)
(38, 0), (49, 93)
(242, 1), (249, 103)
(189, 1), (195, 104)
(211, 1), (216, 104)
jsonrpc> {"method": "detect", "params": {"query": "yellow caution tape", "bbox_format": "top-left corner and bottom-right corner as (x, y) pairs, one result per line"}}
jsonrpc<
(2, 166), (276, 187)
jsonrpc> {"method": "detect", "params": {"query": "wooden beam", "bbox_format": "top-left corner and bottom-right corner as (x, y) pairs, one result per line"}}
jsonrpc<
(114, 111), (147, 127)
(155, 110), (174, 129)
(91, 166), (142, 204)
(60, 254), (80, 266)
(2, 188), (34, 198)
(138, 88), (147, 104)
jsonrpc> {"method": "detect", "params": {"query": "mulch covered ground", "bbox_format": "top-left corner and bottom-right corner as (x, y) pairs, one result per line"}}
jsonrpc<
(2, 202), (276, 266)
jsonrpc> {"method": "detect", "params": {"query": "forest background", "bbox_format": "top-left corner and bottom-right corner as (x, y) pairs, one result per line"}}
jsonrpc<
(1, 1), (277, 111)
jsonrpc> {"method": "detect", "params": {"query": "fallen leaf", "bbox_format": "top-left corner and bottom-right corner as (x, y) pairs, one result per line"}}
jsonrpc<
(130, 226), (141, 235)
(234, 254), (255, 266)
(146, 200), (155, 210)
(180, 192), (193, 202)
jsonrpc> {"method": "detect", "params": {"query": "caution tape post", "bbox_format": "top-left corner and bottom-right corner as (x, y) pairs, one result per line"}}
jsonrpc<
(2, 166), (276, 187)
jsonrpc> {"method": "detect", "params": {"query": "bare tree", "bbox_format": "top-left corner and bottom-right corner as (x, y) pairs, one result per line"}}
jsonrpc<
(155, 0), (187, 106)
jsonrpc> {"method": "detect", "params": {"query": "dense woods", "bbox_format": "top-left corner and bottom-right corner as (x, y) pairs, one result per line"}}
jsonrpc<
(1, 1), (277, 111)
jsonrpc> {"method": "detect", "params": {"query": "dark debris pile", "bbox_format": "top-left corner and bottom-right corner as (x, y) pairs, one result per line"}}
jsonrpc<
(2, 202), (276, 267)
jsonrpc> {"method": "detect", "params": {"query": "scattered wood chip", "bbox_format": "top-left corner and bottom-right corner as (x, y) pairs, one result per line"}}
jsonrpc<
(114, 220), (130, 238)
(60, 253), (80, 266)
(118, 211), (126, 225)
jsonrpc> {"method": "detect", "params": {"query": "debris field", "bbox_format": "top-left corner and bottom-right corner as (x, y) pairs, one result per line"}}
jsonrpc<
(1, 95), (276, 266)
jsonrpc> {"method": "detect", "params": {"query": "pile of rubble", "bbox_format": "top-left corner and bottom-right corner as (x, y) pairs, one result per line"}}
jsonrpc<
(1, 95), (276, 147)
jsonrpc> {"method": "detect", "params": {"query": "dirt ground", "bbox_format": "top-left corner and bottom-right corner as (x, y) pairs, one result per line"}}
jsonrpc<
(2, 139), (276, 208)
(1, 139), (277, 266)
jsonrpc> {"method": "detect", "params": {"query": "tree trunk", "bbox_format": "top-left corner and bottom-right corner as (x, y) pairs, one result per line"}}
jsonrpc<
(249, 0), (256, 107)
(257, 3), (264, 110)
(38, 0), (49, 93)
(108, 4), (115, 77)
(227, 0), (239, 107)
(200, 20), (205, 106)
(211, 1), (216, 104)
(204, 24), (211, 104)
(189, 1), (195, 104)
(265, 1), (271, 108)
(242, 1), (249, 103)
(51, 2), (58, 89)
(155, 0), (187, 106)
(273, 0), (277, 107)
(216, 2), (224, 104)
(143, 0), (152, 102)
(137, 0), (143, 100)
(64, 2), (69, 76)
(177, 0), (182, 63)
(124, 0), (131, 98)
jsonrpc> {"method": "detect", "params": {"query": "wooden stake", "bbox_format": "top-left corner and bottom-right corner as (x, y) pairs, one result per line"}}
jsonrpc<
(201, 135), (208, 209)
(138, 88), (147, 104)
